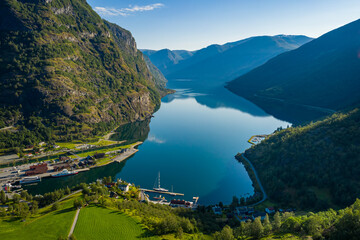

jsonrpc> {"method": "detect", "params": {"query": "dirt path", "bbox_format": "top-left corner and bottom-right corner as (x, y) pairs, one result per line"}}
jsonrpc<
(0, 126), (14, 132)
(103, 128), (118, 140)
(68, 207), (81, 238)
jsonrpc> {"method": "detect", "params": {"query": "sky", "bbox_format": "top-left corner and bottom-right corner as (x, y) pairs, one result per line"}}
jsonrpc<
(87, 0), (360, 51)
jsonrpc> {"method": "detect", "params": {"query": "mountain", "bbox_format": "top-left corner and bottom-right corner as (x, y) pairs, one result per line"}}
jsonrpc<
(226, 19), (360, 112)
(142, 35), (312, 86)
(241, 107), (360, 210)
(0, 0), (164, 146)
(141, 49), (194, 76)
(142, 54), (168, 91)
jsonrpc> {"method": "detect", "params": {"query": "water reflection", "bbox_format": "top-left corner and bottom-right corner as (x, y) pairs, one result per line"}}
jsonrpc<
(110, 119), (151, 143)
(166, 79), (330, 125)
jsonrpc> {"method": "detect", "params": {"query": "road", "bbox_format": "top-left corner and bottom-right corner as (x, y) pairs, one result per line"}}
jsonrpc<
(240, 154), (267, 206)
(0, 126), (15, 132)
(253, 94), (336, 114)
(53, 190), (82, 205)
(68, 207), (81, 238)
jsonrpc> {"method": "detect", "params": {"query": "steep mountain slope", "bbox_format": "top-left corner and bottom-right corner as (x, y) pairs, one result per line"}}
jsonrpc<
(142, 54), (170, 92)
(242, 107), (360, 210)
(0, 0), (163, 146)
(227, 19), (360, 111)
(142, 35), (312, 84)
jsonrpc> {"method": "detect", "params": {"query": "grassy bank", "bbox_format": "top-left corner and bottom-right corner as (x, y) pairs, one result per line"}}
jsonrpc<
(0, 193), (80, 239)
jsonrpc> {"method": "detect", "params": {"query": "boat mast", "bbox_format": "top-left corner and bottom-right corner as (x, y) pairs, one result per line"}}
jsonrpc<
(158, 171), (161, 188)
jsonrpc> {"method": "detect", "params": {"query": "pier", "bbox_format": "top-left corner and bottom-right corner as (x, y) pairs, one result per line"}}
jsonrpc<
(139, 188), (184, 196)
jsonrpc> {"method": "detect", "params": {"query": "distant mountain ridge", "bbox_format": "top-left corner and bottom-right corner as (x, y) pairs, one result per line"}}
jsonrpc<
(142, 35), (312, 85)
(226, 18), (360, 111)
(141, 49), (194, 76)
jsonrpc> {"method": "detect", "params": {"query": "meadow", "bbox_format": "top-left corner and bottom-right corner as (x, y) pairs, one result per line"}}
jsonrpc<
(0, 194), (78, 239)
(73, 205), (157, 240)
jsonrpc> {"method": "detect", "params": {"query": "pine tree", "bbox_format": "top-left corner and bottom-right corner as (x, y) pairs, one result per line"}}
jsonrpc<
(273, 212), (281, 230)
(0, 190), (6, 204)
(251, 217), (264, 239)
(214, 225), (234, 240)
(31, 201), (38, 215)
(264, 214), (272, 235)
(175, 227), (183, 239)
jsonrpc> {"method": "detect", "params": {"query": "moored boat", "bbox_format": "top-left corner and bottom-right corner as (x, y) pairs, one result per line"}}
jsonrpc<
(51, 169), (78, 178)
(153, 171), (169, 192)
(20, 176), (41, 184)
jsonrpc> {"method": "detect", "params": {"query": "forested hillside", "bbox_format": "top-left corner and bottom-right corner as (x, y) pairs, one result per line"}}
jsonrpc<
(227, 18), (360, 111)
(0, 0), (164, 148)
(244, 108), (360, 210)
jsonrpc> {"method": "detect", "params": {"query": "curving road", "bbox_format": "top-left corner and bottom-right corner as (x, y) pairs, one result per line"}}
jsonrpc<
(240, 154), (267, 206)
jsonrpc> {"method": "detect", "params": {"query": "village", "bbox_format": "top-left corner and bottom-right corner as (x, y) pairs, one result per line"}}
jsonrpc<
(0, 140), (141, 194)
(211, 204), (296, 223)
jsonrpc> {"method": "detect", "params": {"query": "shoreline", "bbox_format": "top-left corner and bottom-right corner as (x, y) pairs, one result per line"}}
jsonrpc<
(235, 153), (267, 206)
(0, 141), (144, 188)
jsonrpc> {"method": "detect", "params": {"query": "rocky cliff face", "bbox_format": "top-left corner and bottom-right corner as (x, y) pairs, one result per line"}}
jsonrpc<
(0, 0), (162, 139)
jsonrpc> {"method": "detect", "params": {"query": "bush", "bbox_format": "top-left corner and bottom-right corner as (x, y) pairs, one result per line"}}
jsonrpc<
(52, 202), (60, 211)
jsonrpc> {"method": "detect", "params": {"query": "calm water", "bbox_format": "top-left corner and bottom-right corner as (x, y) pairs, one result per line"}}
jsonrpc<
(25, 83), (290, 205)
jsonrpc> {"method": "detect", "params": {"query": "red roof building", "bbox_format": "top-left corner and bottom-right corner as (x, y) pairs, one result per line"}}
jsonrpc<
(26, 163), (48, 176)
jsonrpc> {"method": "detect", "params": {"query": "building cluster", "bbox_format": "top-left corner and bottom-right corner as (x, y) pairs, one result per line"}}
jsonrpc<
(212, 205), (296, 222)
(23, 154), (97, 177)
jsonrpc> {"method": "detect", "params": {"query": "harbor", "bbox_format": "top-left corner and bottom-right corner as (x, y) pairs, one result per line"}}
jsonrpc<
(0, 142), (141, 192)
(139, 188), (184, 196)
(139, 188), (199, 209)
(248, 134), (269, 145)
(138, 172), (199, 209)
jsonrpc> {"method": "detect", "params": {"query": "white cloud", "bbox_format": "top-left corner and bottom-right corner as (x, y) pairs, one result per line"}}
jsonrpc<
(94, 3), (164, 16)
(147, 135), (165, 144)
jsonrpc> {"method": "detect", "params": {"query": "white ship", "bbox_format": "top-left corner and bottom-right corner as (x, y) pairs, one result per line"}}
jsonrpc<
(20, 176), (41, 184)
(51, 169), (78, 178)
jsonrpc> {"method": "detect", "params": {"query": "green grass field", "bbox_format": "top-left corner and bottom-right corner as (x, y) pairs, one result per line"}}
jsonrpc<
(73, 205), (157, 240)
(0, 201), (76, 239)
(0, 192), (82, 240)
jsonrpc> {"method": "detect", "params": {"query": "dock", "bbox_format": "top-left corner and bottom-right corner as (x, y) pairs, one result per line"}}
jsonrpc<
(139, 188), (184, 196)
(248, 134), (269, 145)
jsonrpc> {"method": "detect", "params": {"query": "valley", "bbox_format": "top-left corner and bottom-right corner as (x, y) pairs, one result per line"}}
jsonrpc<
(0, 0), (360, 239)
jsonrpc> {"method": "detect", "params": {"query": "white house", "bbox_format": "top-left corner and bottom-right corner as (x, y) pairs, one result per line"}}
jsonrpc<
(119, 183), (130, 192)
